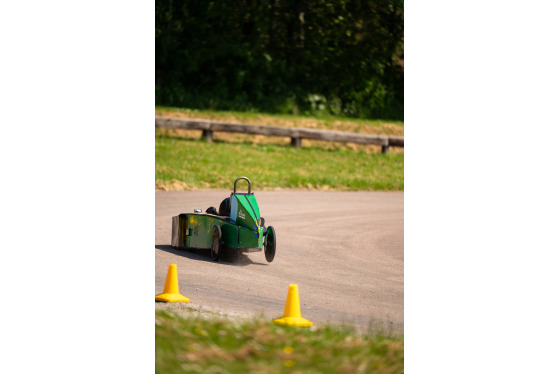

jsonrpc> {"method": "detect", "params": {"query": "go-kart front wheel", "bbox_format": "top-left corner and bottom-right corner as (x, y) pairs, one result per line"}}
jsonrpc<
(264, 226), (276, 263)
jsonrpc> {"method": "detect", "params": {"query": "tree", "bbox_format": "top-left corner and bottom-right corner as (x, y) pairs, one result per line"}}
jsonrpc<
(155, 0), (404, 120)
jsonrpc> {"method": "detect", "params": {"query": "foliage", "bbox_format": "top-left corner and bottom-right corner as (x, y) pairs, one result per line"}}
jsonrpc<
(155, 0), (404, 120)
(155, 310), (404, 374)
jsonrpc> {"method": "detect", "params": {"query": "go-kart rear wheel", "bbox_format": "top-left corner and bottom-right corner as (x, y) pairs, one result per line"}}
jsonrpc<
(264, 226), (276, 263)
(210, 225), (222, 261)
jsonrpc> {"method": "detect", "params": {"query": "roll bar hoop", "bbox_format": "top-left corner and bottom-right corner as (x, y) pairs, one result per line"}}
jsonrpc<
(234, 176), (251, 194)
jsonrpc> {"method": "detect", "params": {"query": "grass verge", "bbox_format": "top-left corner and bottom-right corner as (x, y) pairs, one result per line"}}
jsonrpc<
(155, 134), (403, 191)
(155, 310), (404, 374)
(155, 107), (404, 191)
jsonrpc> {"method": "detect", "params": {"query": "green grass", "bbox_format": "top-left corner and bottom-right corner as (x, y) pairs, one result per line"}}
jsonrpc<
(155, 135), (403, 191)
(155, 107), (404, 191)
(155, 310), (404, 374)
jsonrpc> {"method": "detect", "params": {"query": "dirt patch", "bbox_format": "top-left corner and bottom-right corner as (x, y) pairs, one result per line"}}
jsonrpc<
(155, 179), (195, 191)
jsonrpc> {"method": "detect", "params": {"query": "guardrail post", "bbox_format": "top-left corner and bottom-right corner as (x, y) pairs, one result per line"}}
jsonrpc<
(202, 129), (213, 142)
(291, 137), (301, 148)
(381, 145), (389, 154)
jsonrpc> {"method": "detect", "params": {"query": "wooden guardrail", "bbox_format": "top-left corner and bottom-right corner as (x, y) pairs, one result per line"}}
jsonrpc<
(155, 116), (404, 153)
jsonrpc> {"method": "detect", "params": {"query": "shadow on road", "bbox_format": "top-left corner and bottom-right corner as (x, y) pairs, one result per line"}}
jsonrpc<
(155, 245), (267, 266)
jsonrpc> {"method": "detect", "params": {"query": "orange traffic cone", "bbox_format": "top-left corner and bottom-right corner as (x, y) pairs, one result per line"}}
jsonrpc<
(155, 264), (190, 302)
(272, 284), (313, 327)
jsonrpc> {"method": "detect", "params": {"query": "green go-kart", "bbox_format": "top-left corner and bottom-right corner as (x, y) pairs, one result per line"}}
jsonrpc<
(171, 177), (276, 263)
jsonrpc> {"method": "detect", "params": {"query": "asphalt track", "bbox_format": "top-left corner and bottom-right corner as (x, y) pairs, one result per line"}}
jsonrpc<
(155, 190), (403, 333)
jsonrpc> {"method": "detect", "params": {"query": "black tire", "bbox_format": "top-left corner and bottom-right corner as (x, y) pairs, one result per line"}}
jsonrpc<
(210, 225), (222, 261)
(264, 226), (276, 263)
